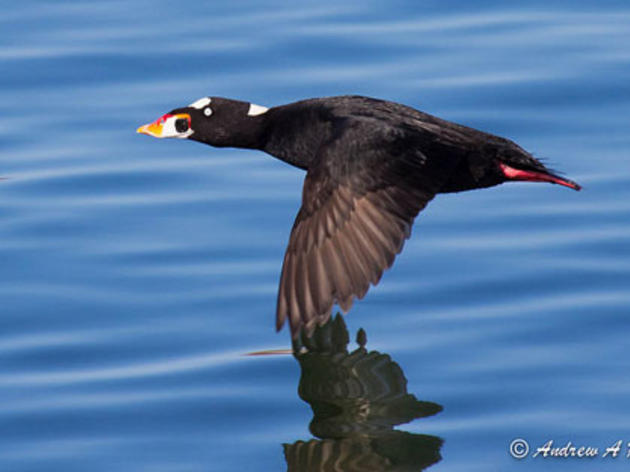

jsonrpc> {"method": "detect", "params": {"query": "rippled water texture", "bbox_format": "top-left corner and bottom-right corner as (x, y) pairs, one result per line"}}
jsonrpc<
(1, 1), (629, 471)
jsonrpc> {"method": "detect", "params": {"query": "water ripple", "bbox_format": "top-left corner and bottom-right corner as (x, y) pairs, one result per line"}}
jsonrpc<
(1, 349), (247, 387)
(1, 2), (628, 471)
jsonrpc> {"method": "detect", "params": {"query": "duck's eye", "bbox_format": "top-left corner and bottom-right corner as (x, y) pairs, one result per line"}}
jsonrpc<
(175, 118), (189, 133)
(204, 107), (212, 117)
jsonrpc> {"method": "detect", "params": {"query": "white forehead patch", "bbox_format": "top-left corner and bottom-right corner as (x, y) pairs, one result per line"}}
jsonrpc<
(189, 97), (211, 109)
(247, 103), (268, 116)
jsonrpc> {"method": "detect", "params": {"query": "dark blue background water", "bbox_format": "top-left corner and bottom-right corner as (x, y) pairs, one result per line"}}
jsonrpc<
(1, 1), (629, 470)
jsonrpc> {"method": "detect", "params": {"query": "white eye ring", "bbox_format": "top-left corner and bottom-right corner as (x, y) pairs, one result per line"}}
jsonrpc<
(204, 107), (212, 117)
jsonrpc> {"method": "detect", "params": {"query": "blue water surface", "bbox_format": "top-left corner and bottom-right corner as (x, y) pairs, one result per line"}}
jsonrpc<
(1, 1), (629, 471)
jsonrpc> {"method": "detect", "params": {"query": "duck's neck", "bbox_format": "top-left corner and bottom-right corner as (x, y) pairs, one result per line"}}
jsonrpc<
(212, 113), (271, 151)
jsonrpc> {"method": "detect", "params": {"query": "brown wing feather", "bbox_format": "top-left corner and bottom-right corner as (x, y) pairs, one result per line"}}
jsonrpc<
(276, 177), (434, 338)
(274, 115), (456, 338)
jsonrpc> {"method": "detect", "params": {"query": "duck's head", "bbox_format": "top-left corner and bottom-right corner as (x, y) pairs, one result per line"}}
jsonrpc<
(137, 96), (269, 148)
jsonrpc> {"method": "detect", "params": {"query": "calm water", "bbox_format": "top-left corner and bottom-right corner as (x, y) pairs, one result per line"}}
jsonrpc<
(1, 1), (629, 471)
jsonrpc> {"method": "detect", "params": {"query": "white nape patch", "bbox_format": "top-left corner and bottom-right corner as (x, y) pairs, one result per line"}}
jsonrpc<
(247, 103), (268, 116)
(189, 97), (211, 109)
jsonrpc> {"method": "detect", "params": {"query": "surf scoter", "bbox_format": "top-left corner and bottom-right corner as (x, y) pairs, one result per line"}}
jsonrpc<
(138, 95), (580, 337)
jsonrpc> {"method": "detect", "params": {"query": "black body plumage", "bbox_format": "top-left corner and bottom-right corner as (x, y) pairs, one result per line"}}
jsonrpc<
(140, 95), (580, 338)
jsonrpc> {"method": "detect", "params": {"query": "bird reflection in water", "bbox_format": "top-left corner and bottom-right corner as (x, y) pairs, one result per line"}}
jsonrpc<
(284, 315), (443, 471)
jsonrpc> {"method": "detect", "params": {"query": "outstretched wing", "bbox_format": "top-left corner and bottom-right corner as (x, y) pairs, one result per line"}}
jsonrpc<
(276, 122), (449, 338)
